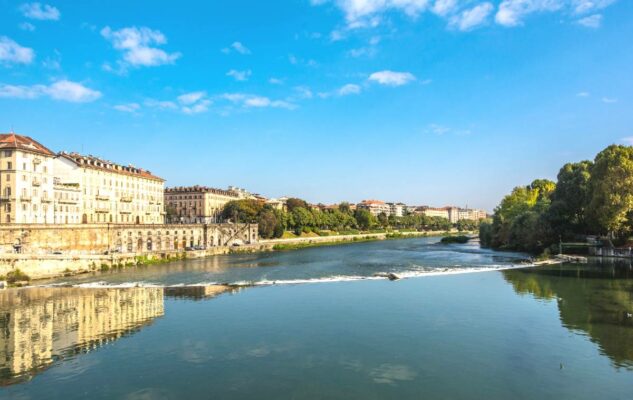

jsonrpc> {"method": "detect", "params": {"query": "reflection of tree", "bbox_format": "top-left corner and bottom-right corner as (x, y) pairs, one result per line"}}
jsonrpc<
(503, 263), (633, 369)
(0, 288), (164, 386)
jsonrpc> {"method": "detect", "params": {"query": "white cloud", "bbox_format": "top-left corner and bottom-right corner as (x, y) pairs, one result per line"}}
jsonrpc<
(317, 0), (430, 29)
(175, 91), (211, 114)
(602, 97), (617, 103)
(222, 93), (297, 110)
(571, 0), (615, 14)
(269, 77), (284, 85)
(0, 80), (101, 103)
(495, 0), (564, 26)
(114, 103), (140, 113)
(19, 22), (36, 31)
(222, 41), (251, 54)
(44, 80), (102, 102)
(368, 70), (416, 86)
(449, 2), (494, 31)
(315, 0), (619, 31)
(294, 86), (314, 99)
(177, 91), (206, 105)
(348, 46), (378, 58)
(577, 13), (602, 28)
(425, 123), (472, 136)
(144, 99), (178, 110)
(20, 2), (60, 20)
(621, 137), (633, 146)
(0, 36), (35, 65)
(101, 26), (181, 69)
(182, 99), (211, 114)
(226, 69), (252, 81)
(338, 83), (362, 95)
(576, 91), (590, 97)
(432, 0), (458, 16)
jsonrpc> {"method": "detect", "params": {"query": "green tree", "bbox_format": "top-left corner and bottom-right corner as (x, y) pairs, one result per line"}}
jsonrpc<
(221, 200), (262, 223)
(587, 145), (633, 237)
(546, 161), (592, 239)
(354, 209), (376, 231)
(286, 198), (309, 212)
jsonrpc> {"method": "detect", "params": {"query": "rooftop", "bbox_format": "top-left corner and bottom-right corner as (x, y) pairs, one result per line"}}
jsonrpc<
(59, 151), (164, 182)
(0, 133), (55, 156)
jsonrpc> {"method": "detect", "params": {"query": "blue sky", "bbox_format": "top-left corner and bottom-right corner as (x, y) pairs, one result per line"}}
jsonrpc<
(1, 0), (631, 210)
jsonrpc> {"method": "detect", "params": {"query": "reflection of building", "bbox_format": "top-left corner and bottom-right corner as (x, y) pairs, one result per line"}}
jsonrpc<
(0, 288), (164, 385)
(165, 186), (254, 223)
(0, 133), (165, 225)
(164, 285), (241, 300)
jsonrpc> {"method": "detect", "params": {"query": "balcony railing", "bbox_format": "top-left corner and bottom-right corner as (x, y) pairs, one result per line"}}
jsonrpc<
(32, 179), (41, 186)
(120, 195), (133, 202)
(96, 194), (110, 201)
(95, 207), (110, 213)
(41, 197), (52, 203)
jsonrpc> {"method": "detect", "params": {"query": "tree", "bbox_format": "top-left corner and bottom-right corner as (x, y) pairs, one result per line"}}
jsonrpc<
(377, 212), (388, 228)
(338, 202), (352, 214)
(587, 145), (633, 237)
(291, 207), (314, 234)
(354, 209), (376, 231)
(221, 200), (262, 223)
(546, 161), (592, 239)
(286, 198), (309, 212)
(258, 209), (279, 239)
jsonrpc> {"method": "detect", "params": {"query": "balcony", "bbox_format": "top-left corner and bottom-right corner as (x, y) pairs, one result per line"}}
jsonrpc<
(41, 197), (52, 203)
(20, 196), (32, 202)
(58, 198), (78, 204)
(96, 194), (110, 201)
(32, 179), (41, 186)
(120, 195), (133, 202)
(0, 195), (12, 202)
(95, 207), (110, 213)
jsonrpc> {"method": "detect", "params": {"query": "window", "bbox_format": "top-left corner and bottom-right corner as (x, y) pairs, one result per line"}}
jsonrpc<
(7, 162), (12, 169)
(3, 150), (11, 157)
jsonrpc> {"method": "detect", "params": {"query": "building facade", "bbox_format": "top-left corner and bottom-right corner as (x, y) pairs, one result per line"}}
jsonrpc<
(357, 200), (391, 216)
(0, 134), (56, 224)
(0, 133), (165, 225)
(165, 186), (254, 223)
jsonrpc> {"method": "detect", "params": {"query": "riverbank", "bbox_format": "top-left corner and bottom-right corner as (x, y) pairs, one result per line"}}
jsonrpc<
(1, 230), (459, 283)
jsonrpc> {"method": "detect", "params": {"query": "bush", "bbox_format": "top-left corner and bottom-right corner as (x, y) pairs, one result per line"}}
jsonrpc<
(440, 235), (470, 244)
(6, 269), (30, 284)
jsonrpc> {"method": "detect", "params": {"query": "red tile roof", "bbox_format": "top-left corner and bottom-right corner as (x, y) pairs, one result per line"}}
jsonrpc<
(0, 133), (55, 156)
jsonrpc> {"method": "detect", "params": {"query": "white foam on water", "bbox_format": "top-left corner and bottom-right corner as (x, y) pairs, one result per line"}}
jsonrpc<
(33, 263), (537, 289)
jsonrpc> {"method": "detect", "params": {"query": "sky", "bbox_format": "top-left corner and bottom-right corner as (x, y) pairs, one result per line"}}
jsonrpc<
(0, 0), (632, 211)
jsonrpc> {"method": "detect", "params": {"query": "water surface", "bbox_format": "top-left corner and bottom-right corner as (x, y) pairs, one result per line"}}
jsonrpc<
(2, 238), (633, 399)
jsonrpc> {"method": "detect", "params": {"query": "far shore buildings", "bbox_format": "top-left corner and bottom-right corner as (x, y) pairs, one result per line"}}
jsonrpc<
(417, 206), (487, 222)
(164, 186), (255, 224)
(0, 133), (165, 224)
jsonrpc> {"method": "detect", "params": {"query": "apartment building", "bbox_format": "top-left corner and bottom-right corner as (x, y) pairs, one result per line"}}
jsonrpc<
(165, 186), (252, 223)
(357, 200), (392, 216)
(0, 134), (56, 224)
(0, 133), (165, 224)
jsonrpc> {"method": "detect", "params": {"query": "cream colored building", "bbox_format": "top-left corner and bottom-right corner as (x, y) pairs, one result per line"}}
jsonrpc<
(0, 133), (165, 225)
(165, 186), (253, 223)
(357, 200), (391, 216)
(0, 134), (56, 224)
(59, 152), (165, 224)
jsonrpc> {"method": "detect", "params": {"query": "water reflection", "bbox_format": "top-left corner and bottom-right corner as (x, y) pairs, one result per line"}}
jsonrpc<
(503, 259), (633, 369)
(0, 285), (235, 386)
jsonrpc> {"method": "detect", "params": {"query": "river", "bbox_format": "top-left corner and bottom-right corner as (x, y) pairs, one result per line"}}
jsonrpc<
(1, 237), (633, 399)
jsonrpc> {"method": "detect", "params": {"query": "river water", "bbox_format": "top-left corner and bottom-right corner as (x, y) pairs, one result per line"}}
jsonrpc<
(1, 237), (633, 399)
